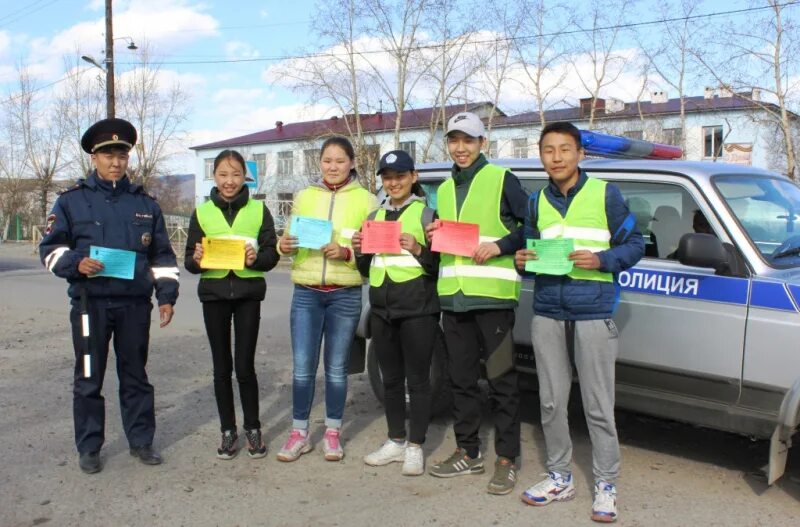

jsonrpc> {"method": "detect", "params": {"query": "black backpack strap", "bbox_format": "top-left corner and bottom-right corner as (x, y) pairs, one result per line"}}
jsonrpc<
(421, 206), (435, 230)
(367, 209), (379, 221)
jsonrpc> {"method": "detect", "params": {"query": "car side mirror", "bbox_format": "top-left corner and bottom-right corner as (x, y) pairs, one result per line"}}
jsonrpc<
(677, 233), (728, 271)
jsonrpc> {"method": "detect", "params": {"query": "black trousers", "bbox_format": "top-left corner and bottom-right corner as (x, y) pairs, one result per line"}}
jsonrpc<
(202, 299), (263, 432)
(442, 309), (520, 459)
(69, 299), (155, 454)
(371, 313), (438, 445)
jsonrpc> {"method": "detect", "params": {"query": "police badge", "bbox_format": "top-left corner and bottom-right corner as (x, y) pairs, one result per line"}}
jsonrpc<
(141, 233), (152, 247)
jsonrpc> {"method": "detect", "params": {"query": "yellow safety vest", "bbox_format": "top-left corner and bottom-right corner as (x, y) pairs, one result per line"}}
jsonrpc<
(436, 163), (521, 300)
(537, 177), (612, 282)
(196, 198), (263, 279)
(289, 181), (377, 286)
(369, 201), (427, 287)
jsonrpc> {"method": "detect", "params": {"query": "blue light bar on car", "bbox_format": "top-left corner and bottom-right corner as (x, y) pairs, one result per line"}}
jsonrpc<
(580, 130), (682, 160)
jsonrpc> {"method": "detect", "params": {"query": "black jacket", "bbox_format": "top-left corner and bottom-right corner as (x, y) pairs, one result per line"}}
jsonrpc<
(356, 198), (440, 321)
(184, 186), (279, 302)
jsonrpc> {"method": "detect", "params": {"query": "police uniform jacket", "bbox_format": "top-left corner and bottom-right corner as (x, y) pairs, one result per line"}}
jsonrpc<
(183, 186), (280, 302)
(39, 171), (180, 305)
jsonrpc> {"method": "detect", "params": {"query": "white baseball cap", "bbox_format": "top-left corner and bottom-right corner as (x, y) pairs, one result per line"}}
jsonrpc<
(446, 112), (486, 138)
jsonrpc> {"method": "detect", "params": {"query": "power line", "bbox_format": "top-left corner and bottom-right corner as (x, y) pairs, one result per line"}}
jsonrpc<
(116, 1), (799, 66)
(0, 0), (63, 29)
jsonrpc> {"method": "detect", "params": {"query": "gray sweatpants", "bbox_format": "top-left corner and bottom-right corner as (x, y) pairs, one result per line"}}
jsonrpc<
(531, 315), (620, 483)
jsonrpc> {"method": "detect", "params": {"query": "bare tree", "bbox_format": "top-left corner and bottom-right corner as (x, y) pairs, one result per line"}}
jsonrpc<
(694, 0), (798, 179)
(417, 0), (481, 161)
(638, 0), (704, 155)
(513, 0), (571, 128)
(117, 45), (191, 188)
(6, 67), (70, 222)
(473, 0), (526, 137)
(0, 111), (29, 242)
(571, 0), (636, 128)
(56, 53), (104, 179)
(362, 0), (432, 147)
(272, 0), (384, 190)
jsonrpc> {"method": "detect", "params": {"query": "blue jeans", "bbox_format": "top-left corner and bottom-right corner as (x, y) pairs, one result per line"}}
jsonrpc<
(290, 285), (362, 430)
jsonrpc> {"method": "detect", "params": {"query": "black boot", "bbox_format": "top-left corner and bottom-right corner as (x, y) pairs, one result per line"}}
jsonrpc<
(129, 444), (163, 465)
(78, 451), (102, 474)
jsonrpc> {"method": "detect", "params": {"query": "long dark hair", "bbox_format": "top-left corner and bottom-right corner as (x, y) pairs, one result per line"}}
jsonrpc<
(411, 179), (425, 197)
(320, 136), (357, 178)
(213, 149), (247, 175)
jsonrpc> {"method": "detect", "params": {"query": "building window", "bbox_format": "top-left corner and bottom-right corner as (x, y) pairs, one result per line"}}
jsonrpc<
(277, 151), (293, 177)
(487, 140), (498, 159)
(623, 130), (643, 140)
(253, 153), (266, 179)
(204, 158), (214, 180)
(303, 149), (320, 175)
(277, 192), (293, 217)
(703, 125), (724, 158)
(399, 141), (416, 161)
(512, 138), (528, 158)
(662, 128), (682, 146)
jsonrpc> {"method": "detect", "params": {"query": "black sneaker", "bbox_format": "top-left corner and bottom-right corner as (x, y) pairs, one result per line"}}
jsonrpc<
(244, 428), (267, 459)
(217, 430), (239, 460)
(79, 451), (102, 474)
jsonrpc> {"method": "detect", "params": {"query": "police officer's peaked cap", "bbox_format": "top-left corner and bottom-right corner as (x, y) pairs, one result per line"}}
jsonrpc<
(81, 118), (137, 154)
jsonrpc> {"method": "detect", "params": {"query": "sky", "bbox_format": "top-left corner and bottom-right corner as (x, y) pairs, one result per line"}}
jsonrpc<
(0, 0), (791, 175)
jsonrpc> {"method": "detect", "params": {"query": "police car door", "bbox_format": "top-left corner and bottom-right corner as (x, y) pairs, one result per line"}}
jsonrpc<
(611, 176), (747, 404)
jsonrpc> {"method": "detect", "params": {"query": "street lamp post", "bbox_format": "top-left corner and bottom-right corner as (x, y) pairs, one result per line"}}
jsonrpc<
(80, 1), (137, 119)
(104, 0), (114, 119)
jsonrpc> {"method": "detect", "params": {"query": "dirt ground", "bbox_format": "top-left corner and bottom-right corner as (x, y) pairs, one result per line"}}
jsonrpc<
(0, 241), (798, 527)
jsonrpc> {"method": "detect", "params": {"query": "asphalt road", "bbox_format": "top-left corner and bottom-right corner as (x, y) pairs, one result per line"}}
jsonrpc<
(0, 243), (798, 527)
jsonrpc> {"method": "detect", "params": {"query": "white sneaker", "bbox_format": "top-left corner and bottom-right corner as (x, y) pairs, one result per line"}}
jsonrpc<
(521, 471), (576, 506)
(364, 439), (406, 466)
(591, 480), (618, 523)
(401, 444), (424, 476)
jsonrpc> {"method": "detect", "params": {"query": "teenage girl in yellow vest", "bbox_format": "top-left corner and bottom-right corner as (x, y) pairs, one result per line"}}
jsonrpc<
(276, 136), (378, 462)
(351, 150), (440, 476)
(184, 149), (279, 460)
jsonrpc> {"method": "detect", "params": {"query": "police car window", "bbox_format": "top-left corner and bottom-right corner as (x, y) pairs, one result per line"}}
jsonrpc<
(519, 178), (546, 194)
(614, 181), (706, 260)
(420, 182), (441, 210)
(714, 175), (800, 267)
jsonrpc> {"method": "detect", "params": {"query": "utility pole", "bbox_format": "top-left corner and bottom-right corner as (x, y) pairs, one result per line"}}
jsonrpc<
(104, 0), (115, 118)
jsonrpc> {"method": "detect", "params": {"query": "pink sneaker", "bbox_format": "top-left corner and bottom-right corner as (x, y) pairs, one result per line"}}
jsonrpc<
(323, 428), (344, 461)
(276, 429), (312, 462)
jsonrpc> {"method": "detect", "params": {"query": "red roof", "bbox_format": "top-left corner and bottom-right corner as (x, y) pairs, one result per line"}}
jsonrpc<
(191, 102), (498, 150)
(192, 93), (789, 150)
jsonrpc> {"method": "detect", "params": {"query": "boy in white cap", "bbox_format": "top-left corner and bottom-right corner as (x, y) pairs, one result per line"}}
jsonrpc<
(426, 112), (529, 495)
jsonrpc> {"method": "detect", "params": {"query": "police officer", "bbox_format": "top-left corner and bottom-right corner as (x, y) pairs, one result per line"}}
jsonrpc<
(39, 118), (179, 474)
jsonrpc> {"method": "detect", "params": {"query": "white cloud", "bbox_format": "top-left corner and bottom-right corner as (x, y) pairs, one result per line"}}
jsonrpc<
(225, 41), (260, 60)
(5, 0), (219, 83)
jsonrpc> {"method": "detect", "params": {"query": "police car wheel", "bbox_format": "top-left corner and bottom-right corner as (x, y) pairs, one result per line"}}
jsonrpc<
(366, 328), (452, 417)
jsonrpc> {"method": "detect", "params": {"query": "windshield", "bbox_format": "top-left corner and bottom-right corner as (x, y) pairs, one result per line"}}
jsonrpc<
(714, 174), (800, 267)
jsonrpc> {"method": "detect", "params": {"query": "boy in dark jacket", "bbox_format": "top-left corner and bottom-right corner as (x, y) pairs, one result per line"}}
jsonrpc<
(515, 122), (644, 523)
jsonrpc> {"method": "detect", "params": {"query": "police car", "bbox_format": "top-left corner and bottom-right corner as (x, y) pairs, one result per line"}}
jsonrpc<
(350, 132), (800, 484)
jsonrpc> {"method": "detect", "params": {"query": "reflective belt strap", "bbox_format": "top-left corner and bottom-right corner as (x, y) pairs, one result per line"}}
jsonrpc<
(439, 264), (521, 282)
(540, 225), (611, 242)
(371, 254), (422, 268)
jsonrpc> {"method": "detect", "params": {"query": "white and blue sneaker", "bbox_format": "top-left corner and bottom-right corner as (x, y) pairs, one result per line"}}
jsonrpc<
(521, 471), (576, 506)
(591, 480), (618, 523)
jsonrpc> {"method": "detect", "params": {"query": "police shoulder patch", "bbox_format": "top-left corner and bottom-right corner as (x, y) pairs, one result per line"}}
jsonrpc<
(45, 214), (57, 235)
